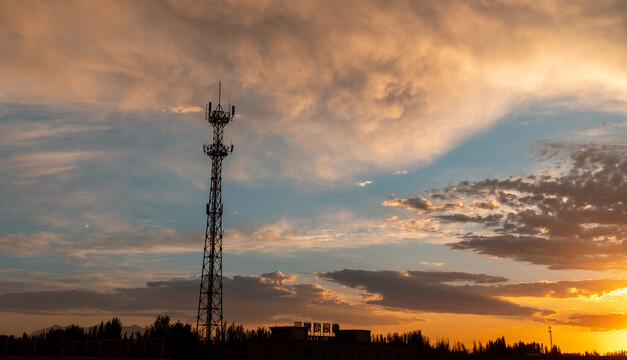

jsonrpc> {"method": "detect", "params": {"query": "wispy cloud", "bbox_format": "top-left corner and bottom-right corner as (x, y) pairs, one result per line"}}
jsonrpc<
(226, 213), (426, 254)
(1, 151), (112, 179)
(0, 121), (110, 148)
(0, 229), (201, 261)
(0, 269), (145, 293)
(163, 105), (204, 114)
(419, 261), (443, 267)
(0, 103), (212, 239)
(356, 180), (373, 187)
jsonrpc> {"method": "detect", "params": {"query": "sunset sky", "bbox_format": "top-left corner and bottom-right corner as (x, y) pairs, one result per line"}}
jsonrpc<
(3, 0), (627, 353)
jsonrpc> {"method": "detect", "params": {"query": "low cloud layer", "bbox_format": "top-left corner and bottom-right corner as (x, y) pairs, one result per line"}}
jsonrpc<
(320, 269), (548, 317)
(385, 141), (627, 271)
(0, 272), (401, 327)
(225, 271), (404, 326)
(3, 269), (627, 332)
(0, 278), (196, 317)
(483, 279), (627, 299)
(558, 313), (627, 332)
(320, 269), (627, 331)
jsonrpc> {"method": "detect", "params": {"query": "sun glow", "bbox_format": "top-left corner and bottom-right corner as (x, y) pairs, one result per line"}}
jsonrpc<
(593, 330), (627, 354)
(599, 287), (627, 299)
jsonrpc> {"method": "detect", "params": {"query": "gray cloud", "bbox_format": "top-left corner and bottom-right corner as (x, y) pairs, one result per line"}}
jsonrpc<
(4, 269), (627, 331)
(319, 269), (550, 317)
(225, 271), (404, 326)
(404, 271), (507, 284)
(434, 214), (503, 226)
(386, 197), (433, 211)
(321, 269), (627, 331)
(485, 279), (627, 299)
(389, 142), (627, 270)
(0, 279), (197, 317)
(0, 272), (403, 327)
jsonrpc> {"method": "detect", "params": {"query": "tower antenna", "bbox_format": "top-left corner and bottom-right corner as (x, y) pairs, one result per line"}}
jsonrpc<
(197, 82), (235, 358)
(218, 81), (222, 105)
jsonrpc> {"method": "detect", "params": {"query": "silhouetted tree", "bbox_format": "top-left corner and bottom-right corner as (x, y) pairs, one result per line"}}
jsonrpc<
(85, 317), (122, 340)
(145, 314), (197, 360)
(42, 325), (87, 341)
(484, 336), (507, 354)
(103, 317), (123, 339)
(145, 314), (171, 338)
(223, 322), (271, 359)
(248, 326), (271, 341)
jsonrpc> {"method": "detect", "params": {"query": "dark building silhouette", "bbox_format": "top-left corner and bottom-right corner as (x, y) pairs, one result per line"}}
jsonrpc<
(246, 326), (418, 360)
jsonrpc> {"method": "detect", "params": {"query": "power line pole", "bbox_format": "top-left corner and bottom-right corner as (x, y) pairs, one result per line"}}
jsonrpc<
(548, 326), (553, 351)
(197, 82), (235, 357)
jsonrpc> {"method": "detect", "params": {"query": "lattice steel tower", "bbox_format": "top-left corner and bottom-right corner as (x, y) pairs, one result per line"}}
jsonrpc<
(197, 83), (234, 346)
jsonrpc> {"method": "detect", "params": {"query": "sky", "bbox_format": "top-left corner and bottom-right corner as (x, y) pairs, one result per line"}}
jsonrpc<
(2, 0), (627, 353)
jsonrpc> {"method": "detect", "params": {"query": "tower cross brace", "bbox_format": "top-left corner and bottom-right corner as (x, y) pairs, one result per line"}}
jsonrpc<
(197, 91), (235, 346)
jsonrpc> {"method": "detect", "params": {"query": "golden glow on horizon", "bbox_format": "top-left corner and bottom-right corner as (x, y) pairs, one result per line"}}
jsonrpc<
(367, 315), (595, 353)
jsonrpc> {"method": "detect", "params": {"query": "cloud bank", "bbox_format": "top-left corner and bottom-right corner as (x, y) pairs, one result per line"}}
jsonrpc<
(320, 269), (548, 317)
(4, 269), (627, 331)
(0, 272), (401, 327)
(320, 269), (627, 331)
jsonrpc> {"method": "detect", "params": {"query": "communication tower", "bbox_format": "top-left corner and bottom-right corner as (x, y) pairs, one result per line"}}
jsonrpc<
(197, 82), (235, 347)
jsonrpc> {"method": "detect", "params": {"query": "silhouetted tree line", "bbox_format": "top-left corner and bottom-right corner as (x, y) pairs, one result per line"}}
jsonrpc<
(29, 318), (123, 341)
(143, 314), (196, 360)
(10, 317), (627, 359)
(8, 315), (273, 360)
(606, 351), (627, 357)
(372, 331), (562, 358)
(223, 322), (271, 359)
(15, 316), (194, 360)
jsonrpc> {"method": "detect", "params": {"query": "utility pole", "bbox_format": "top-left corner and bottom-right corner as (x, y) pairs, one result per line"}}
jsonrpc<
(197, 82), (235, 358)
(548, 326), (553, 351)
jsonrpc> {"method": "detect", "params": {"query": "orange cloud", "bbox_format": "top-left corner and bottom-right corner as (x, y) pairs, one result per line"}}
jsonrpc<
(4, 1), (627, 181)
